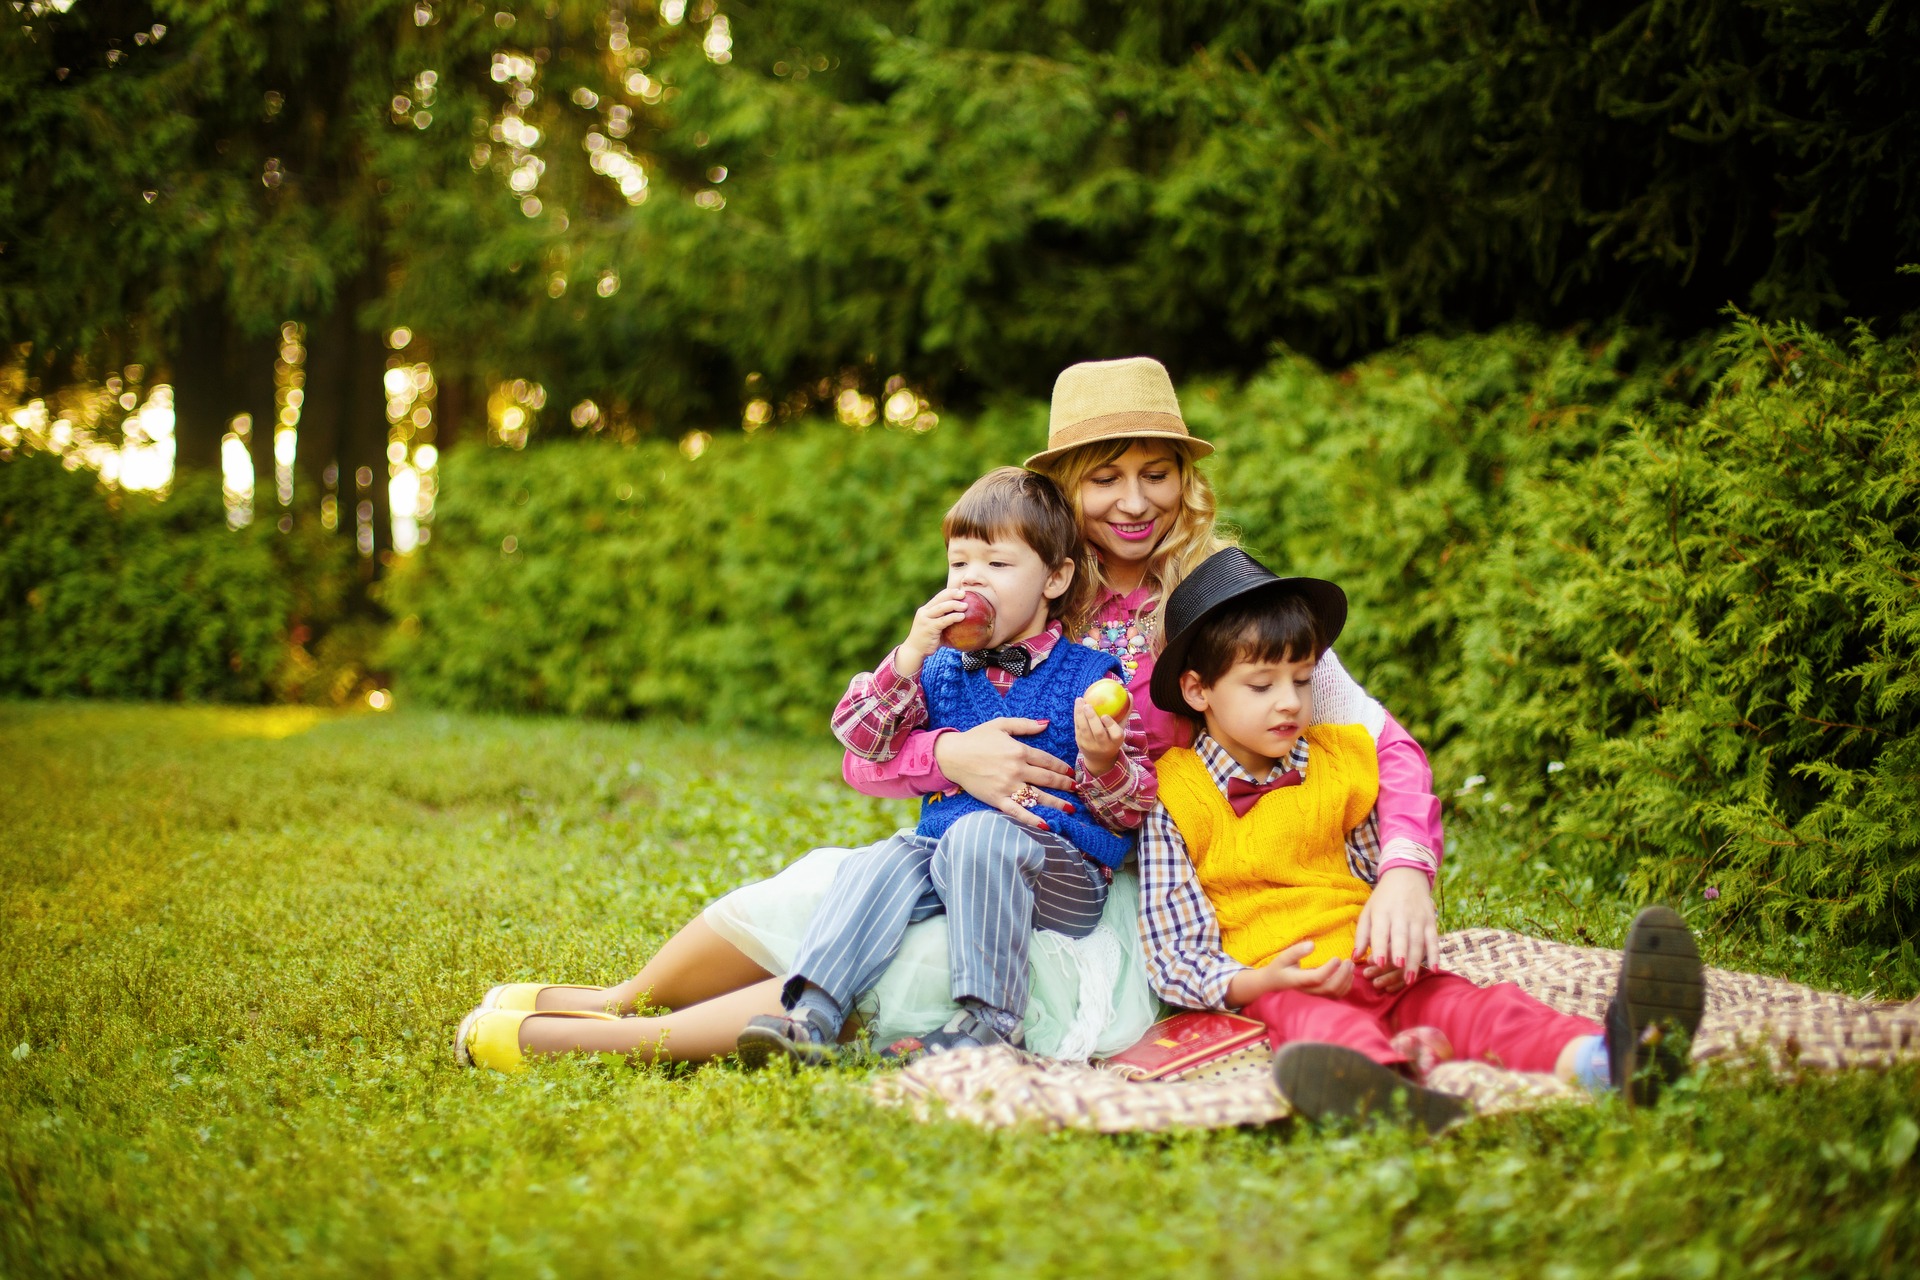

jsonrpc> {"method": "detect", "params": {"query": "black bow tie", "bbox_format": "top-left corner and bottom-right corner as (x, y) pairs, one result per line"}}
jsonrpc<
(960, 645), (1033, 678)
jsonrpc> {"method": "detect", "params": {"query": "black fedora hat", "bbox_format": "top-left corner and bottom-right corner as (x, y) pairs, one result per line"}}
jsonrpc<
(1149, 548), (1348, 714)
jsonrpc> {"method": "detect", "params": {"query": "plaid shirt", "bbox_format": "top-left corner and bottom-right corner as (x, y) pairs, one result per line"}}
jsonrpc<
(830, 621), (1156, 832)
(1138, 732), (1435, 1011)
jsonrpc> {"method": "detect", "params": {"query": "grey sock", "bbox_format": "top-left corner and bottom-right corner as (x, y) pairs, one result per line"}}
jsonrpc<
(790, 987), (844, 1042)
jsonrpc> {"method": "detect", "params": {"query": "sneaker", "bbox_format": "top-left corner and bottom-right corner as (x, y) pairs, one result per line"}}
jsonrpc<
(880, 1009), (1023, 1064)
(1273, 1042), (1470, 1135)
(735, 1010), (839, 1070)
(1606, 905), (1707, 1107)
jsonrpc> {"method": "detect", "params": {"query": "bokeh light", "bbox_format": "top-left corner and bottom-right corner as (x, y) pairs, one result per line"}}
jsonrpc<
(275, 322), (305, 512)
(489, 379), (545, 449)
(222, 418), (255, 528)
(2, 364), (179, 491)
(383, 346), (440, 553)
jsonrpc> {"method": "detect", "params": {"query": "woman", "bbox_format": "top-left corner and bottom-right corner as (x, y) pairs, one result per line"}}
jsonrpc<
(455, 359), (1442, 1071)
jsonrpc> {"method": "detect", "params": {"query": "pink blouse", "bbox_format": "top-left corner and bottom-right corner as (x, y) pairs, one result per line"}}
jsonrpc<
(841, 585), (1445, 872)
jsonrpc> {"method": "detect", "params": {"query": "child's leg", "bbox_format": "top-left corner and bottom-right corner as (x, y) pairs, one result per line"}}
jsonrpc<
(534, 916), (774, 1013)
(780, 831), (943, 1034)
(1383, 973), (1601, 1075)
(927, 811), (1110, 1036)
(1242, 985), (1404, 1066)
(519, 977), (787, 1062)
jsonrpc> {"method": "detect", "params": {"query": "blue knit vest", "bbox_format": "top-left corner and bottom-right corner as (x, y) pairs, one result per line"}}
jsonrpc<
(917, 640), (1137, 868)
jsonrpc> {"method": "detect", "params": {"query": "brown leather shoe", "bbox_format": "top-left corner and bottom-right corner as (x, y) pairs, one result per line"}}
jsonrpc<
(1274, 1042), (1470, 1135)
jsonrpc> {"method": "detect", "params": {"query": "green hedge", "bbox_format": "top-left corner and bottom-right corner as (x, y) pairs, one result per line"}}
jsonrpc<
(0, 456), (360, 702)
(391, 331), (1665, 739)
(382, 412), (1035, 734)
(1193, 328), (1679, 763)
(10, 315), (1914, 942)
(392, 319), (1919, 941)
(1196, 320), (1919, 943)
(1465, 320), (1920, 941)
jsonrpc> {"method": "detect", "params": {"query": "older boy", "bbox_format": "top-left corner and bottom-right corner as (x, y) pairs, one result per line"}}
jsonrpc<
(738, 468), (1154, 1065)
(1138, 548), (1706, 1130)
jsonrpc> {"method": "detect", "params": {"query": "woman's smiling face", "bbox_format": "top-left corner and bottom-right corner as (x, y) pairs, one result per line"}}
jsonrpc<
(1077, 441), (1182, 585)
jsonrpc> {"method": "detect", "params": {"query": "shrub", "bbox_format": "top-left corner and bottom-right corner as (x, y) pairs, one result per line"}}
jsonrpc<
(21, 312), (1902, 943)
(0, 456), (359, 702)
(1457, 318), (1920, 941)
(382, 411), (1034, 734)
(1194, 317), (1919, 942)
(1191, 326), (1681, 767)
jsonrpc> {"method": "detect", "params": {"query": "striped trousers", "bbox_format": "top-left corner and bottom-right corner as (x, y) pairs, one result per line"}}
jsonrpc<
(784, 810), (1112, 1022)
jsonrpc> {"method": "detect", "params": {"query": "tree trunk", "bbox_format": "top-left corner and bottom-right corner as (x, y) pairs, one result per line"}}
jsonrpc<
(433, 371), (482, 453)
(298, 302), (347, 499)
(169, 298), (231, 473)
(239, 330), (280, 493)
(298, 262), (390, 567)
(170, 300), (279, 482)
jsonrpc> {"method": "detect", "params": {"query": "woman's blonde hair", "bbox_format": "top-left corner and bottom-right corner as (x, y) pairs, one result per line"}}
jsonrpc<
(1037, 437), (1231, 647)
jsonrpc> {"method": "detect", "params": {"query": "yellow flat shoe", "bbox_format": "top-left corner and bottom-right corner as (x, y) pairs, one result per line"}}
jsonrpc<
(454, 1008), (620, 1073)
(479, 983), (612, 1013)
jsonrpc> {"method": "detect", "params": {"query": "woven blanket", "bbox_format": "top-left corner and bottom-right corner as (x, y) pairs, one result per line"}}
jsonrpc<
(870, 928), (1920, 1133)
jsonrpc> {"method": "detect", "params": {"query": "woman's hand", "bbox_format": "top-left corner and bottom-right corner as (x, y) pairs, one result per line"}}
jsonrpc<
(1352, 866), (1441, 976)
(1227, 941), (1355, 1005)
(1073, 695), (1125, 776)
(933, 718), (1077, 829)
(896, 587), (971, 678)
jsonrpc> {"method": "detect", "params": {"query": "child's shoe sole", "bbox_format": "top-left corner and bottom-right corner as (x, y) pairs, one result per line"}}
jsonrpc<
(1273, 1042), (1470, 1135)
(1610, 905), (1707, 1107)
(736, 1015), (837, 1071)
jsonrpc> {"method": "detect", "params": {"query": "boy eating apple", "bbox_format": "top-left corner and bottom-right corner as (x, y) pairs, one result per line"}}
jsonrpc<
(738, 467), (1155, 1064)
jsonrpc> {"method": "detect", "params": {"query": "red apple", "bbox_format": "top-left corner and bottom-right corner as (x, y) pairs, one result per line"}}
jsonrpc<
(1085, 677), (1132, 720)
(941, 590), (997, 651)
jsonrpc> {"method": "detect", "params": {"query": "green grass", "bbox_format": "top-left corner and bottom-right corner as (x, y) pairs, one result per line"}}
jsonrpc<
(3, 703), (1916, 1278)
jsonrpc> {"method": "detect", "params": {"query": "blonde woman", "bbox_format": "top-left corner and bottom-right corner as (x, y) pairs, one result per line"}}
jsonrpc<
(455, 359), (1443, 1072)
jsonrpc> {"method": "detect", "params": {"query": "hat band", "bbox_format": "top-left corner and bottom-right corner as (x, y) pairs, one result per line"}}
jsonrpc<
(1043, 410), (1190, 455)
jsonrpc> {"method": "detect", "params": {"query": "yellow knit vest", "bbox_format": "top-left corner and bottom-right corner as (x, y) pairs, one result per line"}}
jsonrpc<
(1157, 725), (1379, 971)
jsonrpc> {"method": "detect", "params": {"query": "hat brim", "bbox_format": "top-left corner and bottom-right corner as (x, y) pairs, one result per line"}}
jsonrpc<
(1026, 428), (1215, 471)
(1149, 577), (1348, 716)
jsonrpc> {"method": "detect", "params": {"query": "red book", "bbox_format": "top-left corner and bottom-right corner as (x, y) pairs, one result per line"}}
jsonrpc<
(1099, 1011), (1268, 1081)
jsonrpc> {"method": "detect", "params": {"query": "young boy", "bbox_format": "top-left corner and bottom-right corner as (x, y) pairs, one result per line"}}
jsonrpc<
(1138, 547), (1707, 1130)
(737, 467), (1156, 1065)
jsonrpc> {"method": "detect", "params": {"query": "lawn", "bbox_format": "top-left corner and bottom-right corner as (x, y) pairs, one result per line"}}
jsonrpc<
(3, 703), (1916, 1278)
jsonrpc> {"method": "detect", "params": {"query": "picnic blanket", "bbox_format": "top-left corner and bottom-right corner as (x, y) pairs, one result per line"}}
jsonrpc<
(870, 928), (1920, 1133)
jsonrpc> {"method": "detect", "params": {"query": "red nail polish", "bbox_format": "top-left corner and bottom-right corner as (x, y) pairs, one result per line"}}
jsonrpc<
(1065, 803), (1077, 814)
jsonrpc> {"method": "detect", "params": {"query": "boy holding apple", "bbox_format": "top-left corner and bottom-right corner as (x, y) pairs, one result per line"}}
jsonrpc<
(737, 467), (1156, 1065)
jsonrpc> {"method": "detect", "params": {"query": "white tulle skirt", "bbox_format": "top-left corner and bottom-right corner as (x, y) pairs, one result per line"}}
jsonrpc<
(703, 833), (1161, 1060)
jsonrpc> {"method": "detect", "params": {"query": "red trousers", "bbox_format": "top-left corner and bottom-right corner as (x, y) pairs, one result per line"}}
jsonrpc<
(1242, 970), (1601, 1075)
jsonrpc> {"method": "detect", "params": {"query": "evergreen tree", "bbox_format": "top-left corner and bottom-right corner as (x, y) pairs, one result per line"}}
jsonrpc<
(4, 0), (1917, 454)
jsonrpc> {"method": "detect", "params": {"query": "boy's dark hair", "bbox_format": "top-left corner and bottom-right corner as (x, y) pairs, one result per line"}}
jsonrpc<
(1177, 589), (1324, 725)
(943, 467), (1083, 619)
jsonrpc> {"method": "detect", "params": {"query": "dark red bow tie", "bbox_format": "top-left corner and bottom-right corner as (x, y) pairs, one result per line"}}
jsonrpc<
(1225, 770), (1302, 817)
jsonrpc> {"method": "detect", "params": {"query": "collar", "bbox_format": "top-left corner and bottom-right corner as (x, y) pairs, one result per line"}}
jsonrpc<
(1192, 730), (1310, 794)
(1089, 583), (1158, 616)
(1009, 619), (1064, 666)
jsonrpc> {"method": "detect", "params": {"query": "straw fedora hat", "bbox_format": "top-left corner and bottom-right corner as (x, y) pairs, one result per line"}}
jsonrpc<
(1025, 356), (1215, 469)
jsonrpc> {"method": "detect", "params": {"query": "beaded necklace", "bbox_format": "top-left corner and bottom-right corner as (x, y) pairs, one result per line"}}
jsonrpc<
(1077, 587), (1157, 683)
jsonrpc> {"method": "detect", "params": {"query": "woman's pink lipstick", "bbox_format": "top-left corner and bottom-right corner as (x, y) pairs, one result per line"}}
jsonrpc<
(1108, 521), (1156, 543)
